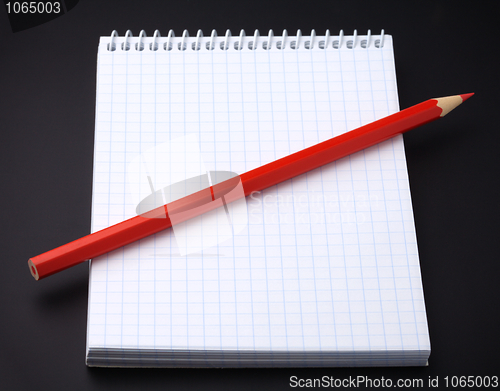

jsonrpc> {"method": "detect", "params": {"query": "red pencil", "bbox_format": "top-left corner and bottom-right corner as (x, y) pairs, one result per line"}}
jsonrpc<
(29, 93), (473, 280)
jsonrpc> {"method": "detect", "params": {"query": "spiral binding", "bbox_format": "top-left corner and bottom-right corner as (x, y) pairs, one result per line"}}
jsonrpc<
(106, 29), (385, 52)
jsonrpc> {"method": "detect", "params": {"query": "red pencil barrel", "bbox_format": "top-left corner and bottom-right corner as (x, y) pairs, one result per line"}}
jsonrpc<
(29, 98), (446, 280)
(29, 180), (241, 280)
(29, 207), (172, 280)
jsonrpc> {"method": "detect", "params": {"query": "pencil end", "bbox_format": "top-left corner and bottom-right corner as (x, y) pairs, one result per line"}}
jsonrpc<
(435, 93), (474, 117)
(28, 259), (39, 280)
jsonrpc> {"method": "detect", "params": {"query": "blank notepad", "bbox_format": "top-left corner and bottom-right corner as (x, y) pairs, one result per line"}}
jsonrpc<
(86, 29), (430, 367)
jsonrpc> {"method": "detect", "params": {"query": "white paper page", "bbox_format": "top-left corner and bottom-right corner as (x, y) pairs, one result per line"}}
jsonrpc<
(87, 31), (429, 362)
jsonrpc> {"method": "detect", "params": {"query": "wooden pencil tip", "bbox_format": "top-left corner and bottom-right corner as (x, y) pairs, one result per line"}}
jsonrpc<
(435, 94), (472, 117)
(460, 93), (474, 102)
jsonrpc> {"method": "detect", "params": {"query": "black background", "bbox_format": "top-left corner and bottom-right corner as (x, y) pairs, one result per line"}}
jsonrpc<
(1, 1), (498, 390)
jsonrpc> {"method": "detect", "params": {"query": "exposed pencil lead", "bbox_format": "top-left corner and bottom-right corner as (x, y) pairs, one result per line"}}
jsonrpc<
(460, 93), (474, 102)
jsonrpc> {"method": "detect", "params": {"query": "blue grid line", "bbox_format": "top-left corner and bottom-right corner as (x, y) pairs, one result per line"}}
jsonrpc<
(211, 48), (224, 351)
(338, 43), (356, 352)
(263, 45), (276, 349)
(351, 41), (371, 353)
(278, 40), (291, 354)
(322, 42), (339, 350)
(226, 47), (239, 352)
(153, 35), (157, 357)
(293, 46), (306, 352)
(308, 47), (323, 350)
(199, 44), (207, 355)
(238, 46), (252, 353)
(103, 48), (117, 353)
(365, 43), (388, 351)
(121, 45), (128, 352)
(169, 47), (173, 351)
(182, 49), (189, 353)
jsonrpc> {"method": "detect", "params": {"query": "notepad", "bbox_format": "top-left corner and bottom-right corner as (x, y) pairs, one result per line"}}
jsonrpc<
(86, 29), (430, 367)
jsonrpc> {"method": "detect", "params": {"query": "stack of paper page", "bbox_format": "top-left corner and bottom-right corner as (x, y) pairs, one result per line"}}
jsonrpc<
(86, 30), (430, 367)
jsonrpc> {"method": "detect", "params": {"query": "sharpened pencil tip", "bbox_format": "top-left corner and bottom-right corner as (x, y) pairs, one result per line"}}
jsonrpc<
(460, 93), (474, 102)
(435, 94), (471, 117)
